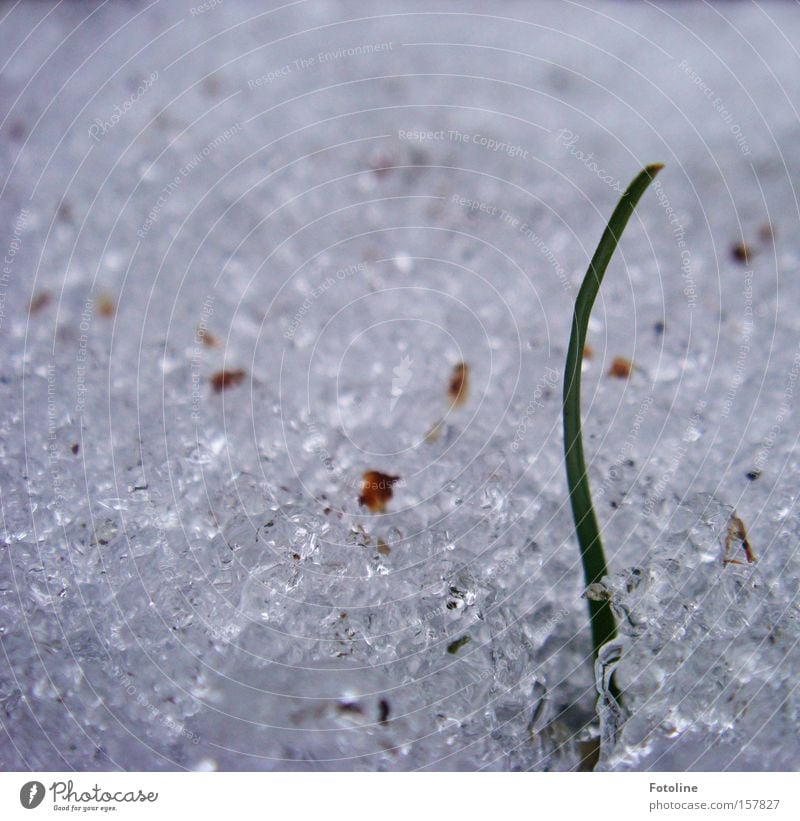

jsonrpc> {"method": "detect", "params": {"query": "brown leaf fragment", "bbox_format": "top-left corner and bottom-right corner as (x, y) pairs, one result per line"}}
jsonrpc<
(723, 512), (756, 565)
(197, 327), (221, 347)
(608, 356), (633, 379)
(358, 471), (399, 513)
(210, 368), (246, 393)
(758, 223), (775, 244)
(337, 701), (364, 715)
(424, 419), (444, 444)
(448, 361), (470, 407)
(9, 120), (26, 141)
(97, 292), (115, 317)
(57, 201), (74, 222)
(732, 242), (753, 264)
(29, 292), (52, 314)
(369, 152), (395, 178)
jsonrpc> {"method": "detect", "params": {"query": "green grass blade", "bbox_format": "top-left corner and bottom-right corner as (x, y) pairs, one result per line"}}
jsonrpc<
(563, 164), (664, 660)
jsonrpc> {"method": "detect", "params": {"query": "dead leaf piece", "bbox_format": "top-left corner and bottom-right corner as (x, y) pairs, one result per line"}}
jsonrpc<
(197, 327), (221, 347)
(97, 292), (115, 317)
(210, 368), (246, 393)
(358, 471), (399, 512)
(57, 201), (74, 222)
(424, 419), (444, 444)
(731, 242), (753, 264)
(369, 152), (395, 178)
(608, 356), (633, 379)
(448, 362), (470, 407)
(29, 292), (52, 314)
(723, 512), (756, 565)
(758, 223), (775, 244)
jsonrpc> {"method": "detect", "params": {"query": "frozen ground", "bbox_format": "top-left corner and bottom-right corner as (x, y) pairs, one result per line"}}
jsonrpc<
(1, 1), (799, 771)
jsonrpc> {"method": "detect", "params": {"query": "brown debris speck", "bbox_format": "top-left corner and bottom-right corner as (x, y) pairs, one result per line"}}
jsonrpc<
(71, 443), (80, 455)
(448, 362), (470, 407)
(57, 201), (74, 222)
(203, 75), (223, 96)
(424, 419), (444, 444)
(29, 292), (52, 314)
(723, 512), (756, 565)
(97, 292), (115, 317)
(210, 368), (247, 393)
(358, 471), (399, 513)
(582, 344), (593, 360)
(197, 327), (221, 348)
(758, 223), (775, 244)
(337, 701), (364, 716)
(732, 242), (753, 264)
(9, 120), (26, 141)
(377, 538), (391, 556)
(369, 152), (395, 178)
(608, 356), (633, 379)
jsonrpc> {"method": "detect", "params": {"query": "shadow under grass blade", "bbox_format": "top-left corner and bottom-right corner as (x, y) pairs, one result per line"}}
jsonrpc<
(563, 164), (664, 661)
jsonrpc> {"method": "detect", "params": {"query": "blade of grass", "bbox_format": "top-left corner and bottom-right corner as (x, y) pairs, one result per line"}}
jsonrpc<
(563, 164), (664, 661)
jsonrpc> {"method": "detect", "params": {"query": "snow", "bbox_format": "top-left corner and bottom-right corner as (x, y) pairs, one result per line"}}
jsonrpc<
(1, 0), (799, 770)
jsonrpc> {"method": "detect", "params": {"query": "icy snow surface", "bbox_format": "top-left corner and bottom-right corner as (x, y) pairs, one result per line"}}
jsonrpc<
(1, 1), (799, 770)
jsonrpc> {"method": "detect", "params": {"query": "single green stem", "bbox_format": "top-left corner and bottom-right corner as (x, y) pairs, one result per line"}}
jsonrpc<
(563, 164), (664, 660)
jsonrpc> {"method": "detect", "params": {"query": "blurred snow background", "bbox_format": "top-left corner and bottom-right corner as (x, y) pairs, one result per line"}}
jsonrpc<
(1, 0), (799, 770)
